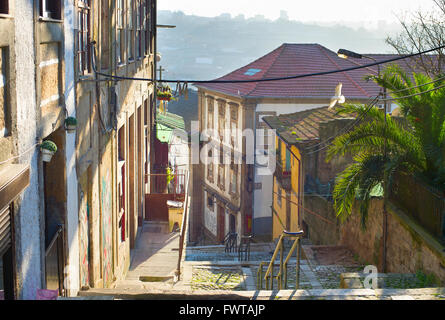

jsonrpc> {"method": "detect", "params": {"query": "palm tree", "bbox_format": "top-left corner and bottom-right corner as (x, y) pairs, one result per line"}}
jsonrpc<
(327, 64), (445, 228)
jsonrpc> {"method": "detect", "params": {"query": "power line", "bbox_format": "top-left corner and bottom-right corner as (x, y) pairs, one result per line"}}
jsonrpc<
(304, 82), (445, 155)
(272, 191), (337, 225)
(91, 43), (445, 85)
(0, 143), (39, 166)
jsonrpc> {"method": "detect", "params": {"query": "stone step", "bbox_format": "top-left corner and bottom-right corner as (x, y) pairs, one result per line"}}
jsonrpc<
(75, 287), (445, 300)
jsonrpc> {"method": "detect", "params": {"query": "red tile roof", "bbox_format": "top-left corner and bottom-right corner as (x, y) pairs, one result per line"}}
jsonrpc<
(262, 106), (355, 145)
(196, 43), (418, 100)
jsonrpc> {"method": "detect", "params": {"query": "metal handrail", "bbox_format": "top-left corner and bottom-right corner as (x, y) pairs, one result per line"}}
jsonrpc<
(45, 224), (65, 297)
(238, 235), (252, 261)
(176, 170), (190, 281)
(260, 230), (304, 290)
(45, 224), (64, 257)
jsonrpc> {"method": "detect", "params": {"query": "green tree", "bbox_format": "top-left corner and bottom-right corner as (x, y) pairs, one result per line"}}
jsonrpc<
(327, 65), (445, 227)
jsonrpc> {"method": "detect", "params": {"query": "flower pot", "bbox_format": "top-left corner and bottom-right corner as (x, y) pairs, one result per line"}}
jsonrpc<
(41, 149), (55, 162)
(65, 124), (77, 133)
(157, 96), (171, 101)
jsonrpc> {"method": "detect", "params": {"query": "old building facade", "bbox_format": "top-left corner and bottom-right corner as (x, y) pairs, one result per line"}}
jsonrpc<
(73, 0), (157, 292)
(193, 43), (386, 243)
(0, 0), (157, 299)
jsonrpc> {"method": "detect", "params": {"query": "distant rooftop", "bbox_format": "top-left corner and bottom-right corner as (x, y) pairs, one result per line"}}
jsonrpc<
(195, 43), (419, 100)
(262, 106), (354, 145)
(156, 111), (185, 143)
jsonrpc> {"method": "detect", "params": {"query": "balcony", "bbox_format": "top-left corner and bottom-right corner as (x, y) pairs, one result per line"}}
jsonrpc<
(275, 160), (291, 190)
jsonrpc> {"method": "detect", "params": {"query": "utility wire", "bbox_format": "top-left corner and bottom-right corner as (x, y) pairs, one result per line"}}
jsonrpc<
(90, 43), (445, 85)
(303, 82), (445, 155)
(0, 143), (40, 166)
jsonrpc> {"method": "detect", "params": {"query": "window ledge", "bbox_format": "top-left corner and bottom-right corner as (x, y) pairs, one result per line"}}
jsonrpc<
(0, 13), (13, 19)
(39, 17), (63, 23)
(117, 63), (126, 69)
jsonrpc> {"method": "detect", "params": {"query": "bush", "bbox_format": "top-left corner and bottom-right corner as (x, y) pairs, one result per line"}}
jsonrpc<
(40, 140), (57, 153)
(65, 116), (77, 126)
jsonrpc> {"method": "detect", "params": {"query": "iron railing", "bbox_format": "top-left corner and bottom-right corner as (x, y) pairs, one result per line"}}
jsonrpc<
(176, 170), (190, 281)
(257, 230), (304, 290)
(223, 232), (238, 253)
(238, 235), (252, 261)
(389, 171), (445, 241)
(146, 171), (187, 196)
(45, 224), (65, 296)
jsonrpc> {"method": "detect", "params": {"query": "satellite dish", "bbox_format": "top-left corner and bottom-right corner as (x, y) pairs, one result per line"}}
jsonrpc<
(329, 83), (346, 109)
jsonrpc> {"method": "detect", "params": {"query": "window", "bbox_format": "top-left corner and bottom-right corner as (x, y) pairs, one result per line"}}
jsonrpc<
(230, 104), (238, 147)
(285, 149), (291, 172)
(207, 195), (214, 209)
(0, 47), (9, 137)
(207, 149), (214, 182)
(230, 164), (238, 195)
(100, 0), (110, 70)
(218, 100), (226, 142)
(207, 98), (214, 131)
(40, 0), (62, 20)
(136, 0), (142, 58)
(144, 0), (150, 55)
(218, 165), (225, 191)
(77, 0), (91, 75)
(277, 186), (282, 207)
(116, 0), (125, 65)
(0, 1), (9, 14)
(127, 0), (134, 61)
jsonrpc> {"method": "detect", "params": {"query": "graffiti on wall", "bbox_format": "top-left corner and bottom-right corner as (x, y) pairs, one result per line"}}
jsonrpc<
(78, 191), (89, 288)
(101, 169), (113, 285)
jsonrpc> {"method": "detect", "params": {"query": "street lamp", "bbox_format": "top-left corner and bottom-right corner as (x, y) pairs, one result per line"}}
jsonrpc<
(337, 48), (380, 78)
(337, 47), (389, 273)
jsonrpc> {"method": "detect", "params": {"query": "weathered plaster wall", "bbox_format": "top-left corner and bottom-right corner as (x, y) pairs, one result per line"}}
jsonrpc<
(14, 0), (42, 300)
(63, 0), (80, 297)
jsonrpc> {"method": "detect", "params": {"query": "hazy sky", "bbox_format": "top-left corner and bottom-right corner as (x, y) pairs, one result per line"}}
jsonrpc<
(158, 0), (435, 26)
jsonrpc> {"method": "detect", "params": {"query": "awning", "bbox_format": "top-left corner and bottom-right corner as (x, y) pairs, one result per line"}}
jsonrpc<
(0, 164), (30, 211)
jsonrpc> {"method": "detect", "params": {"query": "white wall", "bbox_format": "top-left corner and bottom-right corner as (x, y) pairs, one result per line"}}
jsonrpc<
(64, 0), (80, 297)
(15, 0), (41, 300)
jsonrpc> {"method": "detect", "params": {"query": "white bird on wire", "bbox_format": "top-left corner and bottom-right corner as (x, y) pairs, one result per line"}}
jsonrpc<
(329, 83), (346, 109)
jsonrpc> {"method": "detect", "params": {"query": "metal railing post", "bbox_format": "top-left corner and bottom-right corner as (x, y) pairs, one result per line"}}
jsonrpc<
(296, 238), (301, 289)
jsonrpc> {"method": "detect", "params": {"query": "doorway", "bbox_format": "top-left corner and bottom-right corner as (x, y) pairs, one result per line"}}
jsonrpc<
(217, 204), (225, 243)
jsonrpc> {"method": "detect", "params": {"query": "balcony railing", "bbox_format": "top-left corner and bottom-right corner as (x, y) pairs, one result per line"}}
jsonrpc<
(389, 171), (445, 241)
(275, 160), (291, 190)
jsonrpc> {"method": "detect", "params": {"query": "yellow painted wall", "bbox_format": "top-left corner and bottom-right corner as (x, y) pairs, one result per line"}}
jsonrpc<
(272, 138), (302, 239)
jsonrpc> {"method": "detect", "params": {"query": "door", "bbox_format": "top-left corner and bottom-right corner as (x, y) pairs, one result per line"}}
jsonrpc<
(217, 204), (225, 243)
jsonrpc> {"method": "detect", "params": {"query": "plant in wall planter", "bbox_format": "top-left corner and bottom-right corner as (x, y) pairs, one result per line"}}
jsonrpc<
(40, 140), (57, 162)
(156, 84), (176, 102)
(156, 90), (176, 102)
(64, 116), (78, 133)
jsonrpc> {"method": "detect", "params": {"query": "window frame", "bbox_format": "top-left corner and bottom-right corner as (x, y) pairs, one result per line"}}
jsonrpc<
(0, 0), (9, 15)
(39, 0), (62, 21)
(116, 0), (125, 65)
(126, 0), (134, 62)
(77, 0), (91, 76)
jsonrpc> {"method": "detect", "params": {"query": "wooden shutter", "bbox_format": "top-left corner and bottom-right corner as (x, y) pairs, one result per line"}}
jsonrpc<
(0, 206), (11, 257)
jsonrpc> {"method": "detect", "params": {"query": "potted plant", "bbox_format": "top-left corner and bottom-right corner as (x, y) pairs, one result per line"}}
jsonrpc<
(64, 116), (77, 133)
(157, 84), (176, 102)
(40, 140), (57, 162)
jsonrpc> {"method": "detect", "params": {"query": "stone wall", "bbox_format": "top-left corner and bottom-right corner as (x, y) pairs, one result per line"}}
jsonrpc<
(304, 196), (445, 284)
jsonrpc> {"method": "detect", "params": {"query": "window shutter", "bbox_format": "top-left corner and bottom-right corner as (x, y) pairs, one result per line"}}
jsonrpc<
(0, 206), (11, 257)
